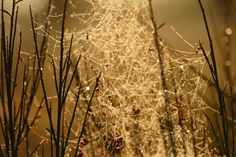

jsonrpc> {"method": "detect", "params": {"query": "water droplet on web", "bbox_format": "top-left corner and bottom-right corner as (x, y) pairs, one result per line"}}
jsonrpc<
(86, 86), (90, 91)
(225, 27), (232, 35)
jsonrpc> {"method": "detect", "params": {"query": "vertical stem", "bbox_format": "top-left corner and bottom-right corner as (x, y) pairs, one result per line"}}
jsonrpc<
(197, 0), (229, 155)
(148, 0), (177, 156)
(1, 0), (19, 156)
(56, 0), (68, 156)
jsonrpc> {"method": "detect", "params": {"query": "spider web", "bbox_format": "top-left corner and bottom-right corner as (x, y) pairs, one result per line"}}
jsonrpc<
(65, 0), (211, 156)
(22, 0), (213, 156)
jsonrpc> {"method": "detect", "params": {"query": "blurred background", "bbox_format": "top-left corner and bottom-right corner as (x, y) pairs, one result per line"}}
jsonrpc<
(9, 0), (236, 52)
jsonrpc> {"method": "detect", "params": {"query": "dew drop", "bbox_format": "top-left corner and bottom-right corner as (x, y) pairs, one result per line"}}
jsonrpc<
(86, 86), (90, 91)
(225, 27), (232, 35)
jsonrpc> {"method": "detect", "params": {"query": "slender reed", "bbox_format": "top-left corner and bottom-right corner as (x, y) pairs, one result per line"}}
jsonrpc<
(197, 0), (235, 156)
(0, 0), (45, 156)
(148, 0), (177, 156)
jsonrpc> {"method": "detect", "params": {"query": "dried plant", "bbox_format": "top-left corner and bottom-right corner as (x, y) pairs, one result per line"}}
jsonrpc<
(197, 0), (236, 156)
(0, 0), (45, 156)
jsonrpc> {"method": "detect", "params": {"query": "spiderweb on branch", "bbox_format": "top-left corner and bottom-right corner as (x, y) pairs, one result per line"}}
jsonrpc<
(63, 0), (212, 156)
(23, 0), (213, 156)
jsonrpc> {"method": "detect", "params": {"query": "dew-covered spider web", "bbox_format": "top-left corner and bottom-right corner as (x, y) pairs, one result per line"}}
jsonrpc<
(23, 0), (213, 156)
(62, 0), (212, 156)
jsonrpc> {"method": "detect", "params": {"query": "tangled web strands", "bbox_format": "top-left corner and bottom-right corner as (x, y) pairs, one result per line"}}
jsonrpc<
(65, 0), (210, 156)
